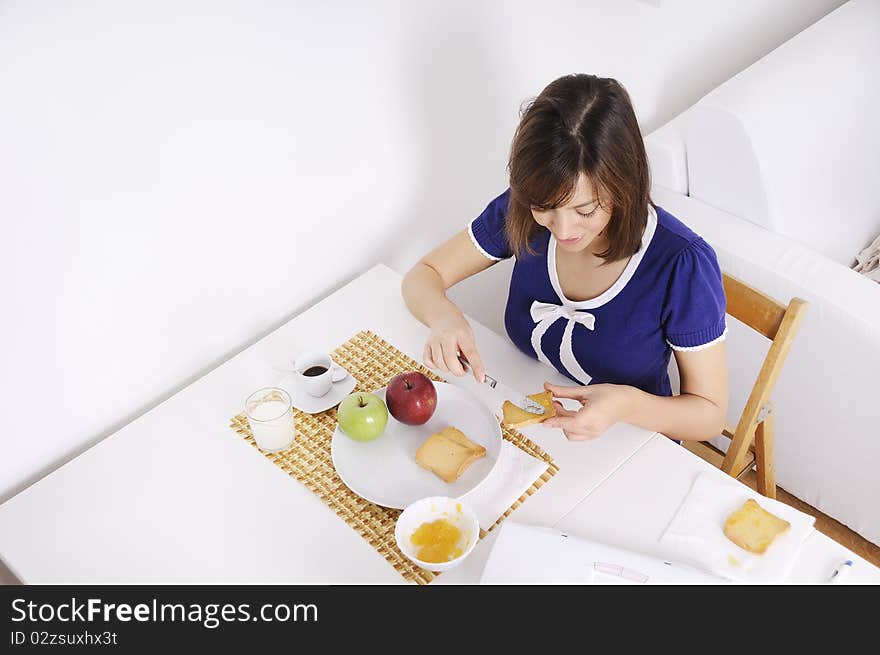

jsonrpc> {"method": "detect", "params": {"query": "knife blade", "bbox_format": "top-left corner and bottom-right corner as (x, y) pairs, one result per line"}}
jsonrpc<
(456, 354), (546, 416)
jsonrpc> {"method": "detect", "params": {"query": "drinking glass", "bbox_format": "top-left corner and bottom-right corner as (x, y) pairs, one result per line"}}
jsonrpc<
(245, 387), (295, 452)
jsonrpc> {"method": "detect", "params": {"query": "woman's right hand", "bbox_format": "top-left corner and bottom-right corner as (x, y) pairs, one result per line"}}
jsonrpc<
(423, 313), (486, 383)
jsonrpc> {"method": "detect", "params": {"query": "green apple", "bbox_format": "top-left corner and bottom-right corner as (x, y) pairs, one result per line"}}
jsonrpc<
(337, 392), (388, 442)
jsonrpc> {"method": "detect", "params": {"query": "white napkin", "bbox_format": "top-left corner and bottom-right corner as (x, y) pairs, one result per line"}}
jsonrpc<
(659, 472), (815, 583)
(458, 441), (550, 531)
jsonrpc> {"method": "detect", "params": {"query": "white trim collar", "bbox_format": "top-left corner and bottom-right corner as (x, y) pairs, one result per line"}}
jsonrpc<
(547, 205), (658, 309)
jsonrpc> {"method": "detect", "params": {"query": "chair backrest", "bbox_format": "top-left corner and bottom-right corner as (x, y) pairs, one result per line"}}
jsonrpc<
(685, 273), (808, 498)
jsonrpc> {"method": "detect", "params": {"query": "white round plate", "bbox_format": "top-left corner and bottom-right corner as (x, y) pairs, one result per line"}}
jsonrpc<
(330, 382), (502, 509)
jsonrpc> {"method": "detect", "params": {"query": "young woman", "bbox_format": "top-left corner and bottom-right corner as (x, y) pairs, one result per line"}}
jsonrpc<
(401, 74), (728, 443)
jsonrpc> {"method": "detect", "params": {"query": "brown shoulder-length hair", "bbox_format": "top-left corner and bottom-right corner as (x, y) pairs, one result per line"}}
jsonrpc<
(506, 74), (652, 261)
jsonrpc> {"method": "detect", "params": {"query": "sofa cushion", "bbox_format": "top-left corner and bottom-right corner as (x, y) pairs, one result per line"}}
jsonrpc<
(683, 0), (880, 266)
(644, 116), (689, 196)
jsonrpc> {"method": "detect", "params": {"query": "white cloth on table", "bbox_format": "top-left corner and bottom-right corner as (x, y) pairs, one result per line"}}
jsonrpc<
(459, 441), (549, 531)
(659, 471), (815, 583)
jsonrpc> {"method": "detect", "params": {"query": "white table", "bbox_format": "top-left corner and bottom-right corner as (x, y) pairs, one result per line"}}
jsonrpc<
(3, 264), (874, 584)
(551, 435), (880, 584)
(0, 264), (658, 584)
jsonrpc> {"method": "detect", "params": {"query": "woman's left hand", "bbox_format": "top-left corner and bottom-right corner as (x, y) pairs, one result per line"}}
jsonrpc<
(540, 382), (633, 441)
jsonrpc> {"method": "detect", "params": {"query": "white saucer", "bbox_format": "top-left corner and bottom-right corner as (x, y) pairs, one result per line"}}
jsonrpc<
(276, 368), (358, 414)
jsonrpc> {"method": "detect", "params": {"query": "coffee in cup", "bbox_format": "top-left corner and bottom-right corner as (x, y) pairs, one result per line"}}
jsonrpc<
(292, 352), (347, 397)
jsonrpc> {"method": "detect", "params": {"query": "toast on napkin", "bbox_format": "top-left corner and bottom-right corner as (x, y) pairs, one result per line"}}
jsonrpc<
(415, 427), (486, 483)
(723, 498), (791, 554)
(501, 391), (556, 429)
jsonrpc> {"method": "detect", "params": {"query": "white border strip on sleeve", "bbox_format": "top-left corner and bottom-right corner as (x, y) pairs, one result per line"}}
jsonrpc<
(667, 326), (729, 352)
(467, 219), (503, 261)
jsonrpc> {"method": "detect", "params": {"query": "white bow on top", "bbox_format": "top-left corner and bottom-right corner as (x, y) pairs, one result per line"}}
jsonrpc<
(529, 300), (594, 385)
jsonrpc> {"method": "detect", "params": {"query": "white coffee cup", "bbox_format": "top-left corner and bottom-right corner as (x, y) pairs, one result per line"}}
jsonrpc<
(292, 351), (347, 397)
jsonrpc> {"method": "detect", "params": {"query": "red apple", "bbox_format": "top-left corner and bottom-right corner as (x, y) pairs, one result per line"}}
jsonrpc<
(386, 371), (437, 425)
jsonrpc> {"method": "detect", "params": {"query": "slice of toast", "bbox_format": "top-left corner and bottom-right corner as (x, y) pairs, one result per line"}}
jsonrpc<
(501, 391), (556, 429)
(415, 427), (487, 484)
(723, 498), (791, 554)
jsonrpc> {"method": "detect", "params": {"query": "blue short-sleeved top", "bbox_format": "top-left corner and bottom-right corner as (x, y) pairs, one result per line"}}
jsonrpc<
(468, 189), (727, 397)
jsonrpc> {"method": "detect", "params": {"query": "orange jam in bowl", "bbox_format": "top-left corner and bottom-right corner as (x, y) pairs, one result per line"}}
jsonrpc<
(409, 518), (463, 563)
(395, 496), (479, 571)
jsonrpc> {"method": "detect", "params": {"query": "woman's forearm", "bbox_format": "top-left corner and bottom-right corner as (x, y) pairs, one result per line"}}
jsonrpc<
(622, 386), (725, 442)
(401, 263), (464, 328)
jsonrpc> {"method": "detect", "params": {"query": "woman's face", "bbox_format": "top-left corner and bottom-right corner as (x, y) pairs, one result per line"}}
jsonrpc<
(530, 173), (612, 254)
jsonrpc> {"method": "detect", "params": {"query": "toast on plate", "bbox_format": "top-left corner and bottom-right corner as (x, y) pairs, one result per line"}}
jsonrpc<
(415, 427), (486, 483)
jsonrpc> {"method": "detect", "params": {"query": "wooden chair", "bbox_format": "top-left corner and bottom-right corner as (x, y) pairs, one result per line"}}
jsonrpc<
(683, 273), (808, 499)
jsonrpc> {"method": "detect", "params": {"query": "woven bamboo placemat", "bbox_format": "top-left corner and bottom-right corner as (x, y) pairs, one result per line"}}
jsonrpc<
(229, 330), (558, 584)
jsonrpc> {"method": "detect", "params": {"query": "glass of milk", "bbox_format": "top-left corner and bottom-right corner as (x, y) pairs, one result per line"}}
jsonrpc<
(245, 387), (295, 452)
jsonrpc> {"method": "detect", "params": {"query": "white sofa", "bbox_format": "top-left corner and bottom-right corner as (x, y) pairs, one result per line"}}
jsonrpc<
(645, 0), (880, 544)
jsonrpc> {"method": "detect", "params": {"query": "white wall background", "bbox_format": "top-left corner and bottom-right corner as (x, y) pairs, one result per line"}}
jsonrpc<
(0, 0), (846, 504)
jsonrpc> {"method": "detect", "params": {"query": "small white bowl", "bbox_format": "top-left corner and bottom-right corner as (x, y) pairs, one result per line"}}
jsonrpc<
(394, 496), (480, 572)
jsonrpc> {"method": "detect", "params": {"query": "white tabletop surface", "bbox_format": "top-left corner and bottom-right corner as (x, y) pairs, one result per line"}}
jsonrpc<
(551, 435), (880, 584)
(3, 263), (874, 585)
(0, 264), (659, 584)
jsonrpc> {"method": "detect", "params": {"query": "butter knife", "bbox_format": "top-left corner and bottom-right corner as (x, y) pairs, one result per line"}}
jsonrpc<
(456, 354), (546, 415)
